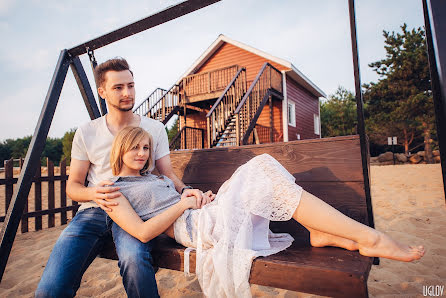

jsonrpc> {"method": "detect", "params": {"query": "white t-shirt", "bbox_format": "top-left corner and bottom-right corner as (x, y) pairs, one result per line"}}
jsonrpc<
(71, 115), (170, 210)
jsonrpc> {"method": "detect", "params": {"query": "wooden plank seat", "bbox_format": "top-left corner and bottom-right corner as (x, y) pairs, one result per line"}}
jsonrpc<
(99, 135), (373, 297)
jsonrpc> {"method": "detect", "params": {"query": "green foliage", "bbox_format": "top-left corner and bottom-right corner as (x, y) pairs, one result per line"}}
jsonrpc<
(0, 129), (77, 166)
(0, 142), (12, 166)
(41, 137), (63, 166)
(166, 118), (179, 144)
(5, 136), (32, 159)
(61, 129), (76, 165)
(321, 86), (357, 137)
(363, 24), (435, 155)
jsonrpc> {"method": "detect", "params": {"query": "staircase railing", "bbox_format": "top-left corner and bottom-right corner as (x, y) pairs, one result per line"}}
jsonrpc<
(147, 82), (183, 124)
(133, 88), (166, 117)
(234, 62), (283, 145)
(182, 65), (239, 97)
(206, 67), (247, 147)
(169, 126), (205, 150)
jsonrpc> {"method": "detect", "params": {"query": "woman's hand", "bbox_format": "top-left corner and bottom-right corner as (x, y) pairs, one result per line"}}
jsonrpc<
(180, 189), (216, 209)
(180, 190), (199, 209)
(203, 190), (216, 203)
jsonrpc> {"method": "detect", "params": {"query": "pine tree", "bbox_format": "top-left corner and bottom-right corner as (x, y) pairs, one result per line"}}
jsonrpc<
(364, 24), (435, 159)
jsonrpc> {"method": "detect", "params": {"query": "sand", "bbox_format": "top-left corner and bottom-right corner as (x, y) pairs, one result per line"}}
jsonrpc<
(0, 164), (445, 297)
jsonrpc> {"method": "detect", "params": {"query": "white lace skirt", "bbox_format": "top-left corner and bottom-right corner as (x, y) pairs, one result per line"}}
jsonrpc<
(173, 153), (303, 298)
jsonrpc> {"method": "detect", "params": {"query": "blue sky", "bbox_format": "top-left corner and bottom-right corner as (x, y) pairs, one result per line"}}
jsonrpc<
(0, 0), (424, 141)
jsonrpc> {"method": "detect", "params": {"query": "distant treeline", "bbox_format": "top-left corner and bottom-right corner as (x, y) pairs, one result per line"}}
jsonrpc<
(0, 129), (75, 167)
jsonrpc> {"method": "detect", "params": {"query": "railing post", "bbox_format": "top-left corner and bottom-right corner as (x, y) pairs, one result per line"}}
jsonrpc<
(236, 114), (241, 146)
(207, 117), (211, 148)
(162, 96), (166, 120)
(47, 158), (55, 228)
(34, 162), (42, 231)
(269, 94), (274, 143)
(201, 129), (205, 149)
(60, 159), (67, 225)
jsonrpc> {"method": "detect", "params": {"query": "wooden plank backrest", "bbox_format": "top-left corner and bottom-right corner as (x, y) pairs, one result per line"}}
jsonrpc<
(169, 135), (369, 243)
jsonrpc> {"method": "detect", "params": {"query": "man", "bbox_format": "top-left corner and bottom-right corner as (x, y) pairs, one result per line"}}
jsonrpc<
(36, 58), (211, 297)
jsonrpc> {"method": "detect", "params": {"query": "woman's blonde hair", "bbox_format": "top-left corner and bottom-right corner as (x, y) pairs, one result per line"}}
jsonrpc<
(110, 126), (153, 176)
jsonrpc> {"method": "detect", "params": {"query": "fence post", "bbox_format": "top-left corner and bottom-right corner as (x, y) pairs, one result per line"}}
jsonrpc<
(60, 159), (67, 225)
(47, 158), (55, 228)
(18, 158), (29, 233)
(20, 160), (28, 233)
(4, 160), (13, 212)
(34, 164), (42, 231)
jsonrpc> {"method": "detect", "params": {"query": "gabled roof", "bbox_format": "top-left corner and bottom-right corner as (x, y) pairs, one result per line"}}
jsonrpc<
(178, 34), (326, 98)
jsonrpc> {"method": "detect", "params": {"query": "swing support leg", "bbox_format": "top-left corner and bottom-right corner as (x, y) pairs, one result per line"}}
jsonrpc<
(0, 50), (71, 281)
(70, 56), (101, 120)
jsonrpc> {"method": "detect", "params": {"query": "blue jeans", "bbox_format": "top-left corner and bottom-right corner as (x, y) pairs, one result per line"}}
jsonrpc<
(35, 207), (159, 298)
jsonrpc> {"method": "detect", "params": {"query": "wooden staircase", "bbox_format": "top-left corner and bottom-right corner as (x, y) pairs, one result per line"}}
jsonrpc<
(133, 88), (166, 117)
(134, 84), (182, 125)
(214, 115), (237, 147)
(206, 67), (247, 147)
(134, 63), (283, 149)
(207, 62), (283, 148)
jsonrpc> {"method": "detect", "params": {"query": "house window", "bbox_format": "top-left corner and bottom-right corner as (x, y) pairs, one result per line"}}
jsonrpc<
(288, 102), (296, 127)
(314, 114), (320, 135)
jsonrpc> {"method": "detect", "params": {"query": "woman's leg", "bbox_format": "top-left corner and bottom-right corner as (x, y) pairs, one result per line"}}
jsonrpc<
(293, 190), (424, 262)
(303, 225), (358, 251)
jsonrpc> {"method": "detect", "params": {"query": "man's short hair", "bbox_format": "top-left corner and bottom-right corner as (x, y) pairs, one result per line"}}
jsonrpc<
(94, 57), (133, 88)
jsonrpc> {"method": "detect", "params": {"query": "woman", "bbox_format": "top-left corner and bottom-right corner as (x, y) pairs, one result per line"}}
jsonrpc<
(105, 126), (424, 297)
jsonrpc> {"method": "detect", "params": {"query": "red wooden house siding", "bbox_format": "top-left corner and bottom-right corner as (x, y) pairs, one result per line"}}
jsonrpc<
(195, 42), (287, 143)
(286, 76), (320, 141)
(174, 38), (323, 148)
(196, 43), (290, 83)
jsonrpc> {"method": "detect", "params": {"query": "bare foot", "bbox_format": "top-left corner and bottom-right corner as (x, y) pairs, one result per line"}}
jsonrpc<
(308, 228), (359, 251)
(358, 230), (425, 262)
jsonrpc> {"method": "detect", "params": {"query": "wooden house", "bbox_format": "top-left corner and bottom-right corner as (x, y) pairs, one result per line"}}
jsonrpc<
(134, 35), (326, 149)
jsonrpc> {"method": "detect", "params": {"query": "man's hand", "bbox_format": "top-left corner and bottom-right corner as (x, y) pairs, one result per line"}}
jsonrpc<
(181, 189), (216, 209)
(93, 180), (121, 212)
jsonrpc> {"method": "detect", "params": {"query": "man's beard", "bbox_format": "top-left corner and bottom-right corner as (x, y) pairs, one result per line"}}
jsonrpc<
(109, 100), (134, 112)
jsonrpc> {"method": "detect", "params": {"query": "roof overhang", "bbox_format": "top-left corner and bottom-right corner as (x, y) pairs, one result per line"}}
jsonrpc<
(177, 34), (326, 98)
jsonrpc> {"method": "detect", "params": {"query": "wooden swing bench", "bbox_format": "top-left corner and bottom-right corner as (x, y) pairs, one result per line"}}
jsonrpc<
(100, 135), (373, 297)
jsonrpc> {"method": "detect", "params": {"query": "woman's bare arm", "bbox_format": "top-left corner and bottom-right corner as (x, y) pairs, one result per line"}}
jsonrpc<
(105, 192), (197, 243)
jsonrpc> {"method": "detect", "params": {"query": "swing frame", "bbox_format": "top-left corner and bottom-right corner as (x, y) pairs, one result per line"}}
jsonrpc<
(0, 0), (445, 290)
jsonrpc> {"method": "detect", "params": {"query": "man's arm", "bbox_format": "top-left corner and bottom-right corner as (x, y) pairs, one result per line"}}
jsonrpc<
(67, 158), (121, 211)
(155, 154), (185, 192)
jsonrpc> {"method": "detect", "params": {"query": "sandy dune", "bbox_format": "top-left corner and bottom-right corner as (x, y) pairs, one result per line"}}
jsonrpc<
(0, 164), (444, 297)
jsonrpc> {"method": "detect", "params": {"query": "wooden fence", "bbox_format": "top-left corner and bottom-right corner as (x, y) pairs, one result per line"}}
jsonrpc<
(0, 158), (79, 233)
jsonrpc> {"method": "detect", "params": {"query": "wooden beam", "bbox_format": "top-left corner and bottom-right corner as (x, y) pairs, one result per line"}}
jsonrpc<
(68, 0), (221, 57)
(423, 0), (446, 201)
(185, 104), (208, 113)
